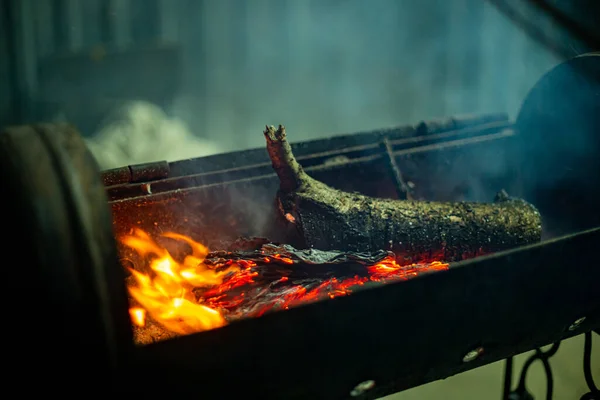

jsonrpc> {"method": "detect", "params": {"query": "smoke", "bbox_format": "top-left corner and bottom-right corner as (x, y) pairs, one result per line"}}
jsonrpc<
(173, 0), (564, 151)
(84, 101), (222, 170)
(66, 1), (572, 178)
(73, 1), (597, 236)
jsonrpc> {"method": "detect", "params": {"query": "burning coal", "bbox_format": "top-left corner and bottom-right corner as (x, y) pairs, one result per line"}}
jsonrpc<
(120, 228), (449, 345)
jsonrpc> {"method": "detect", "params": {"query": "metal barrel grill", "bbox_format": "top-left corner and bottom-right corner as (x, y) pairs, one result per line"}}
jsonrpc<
(0, 54), (598, 398)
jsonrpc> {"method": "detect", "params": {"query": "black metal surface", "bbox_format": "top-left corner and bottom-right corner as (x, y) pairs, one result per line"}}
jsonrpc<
(101, 160), (170, 186)
(104, 113), (511, 200)
(168, 113), (509, 179)
(0, 123), (133, 391)
(131, 227), (600, 400)
(514, 52), (600, 235)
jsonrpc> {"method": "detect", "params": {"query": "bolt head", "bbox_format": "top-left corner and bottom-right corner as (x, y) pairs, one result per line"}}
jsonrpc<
(568, 316), (586, 331)
(462, 347), (484, 363)
(350, 380), (376, 397)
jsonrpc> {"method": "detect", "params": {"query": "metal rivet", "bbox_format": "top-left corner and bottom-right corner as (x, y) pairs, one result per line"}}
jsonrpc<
(350, 380), (376, 397)
(462, 347), (484, 363)
(568, 316), (586, 331)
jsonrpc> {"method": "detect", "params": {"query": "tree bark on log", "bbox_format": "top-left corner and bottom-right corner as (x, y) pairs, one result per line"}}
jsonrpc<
(263, 125), (542, 262)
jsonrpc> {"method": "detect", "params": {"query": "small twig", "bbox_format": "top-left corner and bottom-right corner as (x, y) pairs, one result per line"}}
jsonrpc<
(381, 138), (412, 200)
(263, 125), (313, 193)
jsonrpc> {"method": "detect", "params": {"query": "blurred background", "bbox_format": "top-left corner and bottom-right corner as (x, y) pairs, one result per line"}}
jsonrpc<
(0, 0), (597, 398)
(1, 0), (596, 169)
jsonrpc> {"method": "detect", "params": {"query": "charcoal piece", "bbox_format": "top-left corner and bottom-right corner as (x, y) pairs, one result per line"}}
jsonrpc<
(199, 242), (447, 321)
(205, 243), (394, 279)
(263, 125), (542, 262)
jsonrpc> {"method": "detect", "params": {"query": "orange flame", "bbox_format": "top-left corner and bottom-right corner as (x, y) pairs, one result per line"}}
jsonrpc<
(121, 228), (237, 334)
(121, 229), (450, 338)
(129, 307), (146, 327)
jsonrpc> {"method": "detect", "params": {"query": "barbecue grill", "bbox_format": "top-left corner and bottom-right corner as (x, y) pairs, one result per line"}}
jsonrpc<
(1, 53), (598, 399)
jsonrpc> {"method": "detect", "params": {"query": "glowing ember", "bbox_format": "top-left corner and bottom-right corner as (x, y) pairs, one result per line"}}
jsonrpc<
(120, 228), (449, 339)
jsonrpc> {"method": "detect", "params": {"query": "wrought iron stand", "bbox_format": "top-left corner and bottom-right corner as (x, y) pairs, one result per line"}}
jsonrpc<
(503, 331), (599, 400)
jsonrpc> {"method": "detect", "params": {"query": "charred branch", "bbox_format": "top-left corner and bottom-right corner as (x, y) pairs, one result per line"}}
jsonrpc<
(264, 125), (542, 262)
(197, 242), (448, 321)
(205, 242), (395, 280)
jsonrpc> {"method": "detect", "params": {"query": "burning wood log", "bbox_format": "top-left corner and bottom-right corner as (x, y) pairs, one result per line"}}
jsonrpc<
(264, 125), (542, 262)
